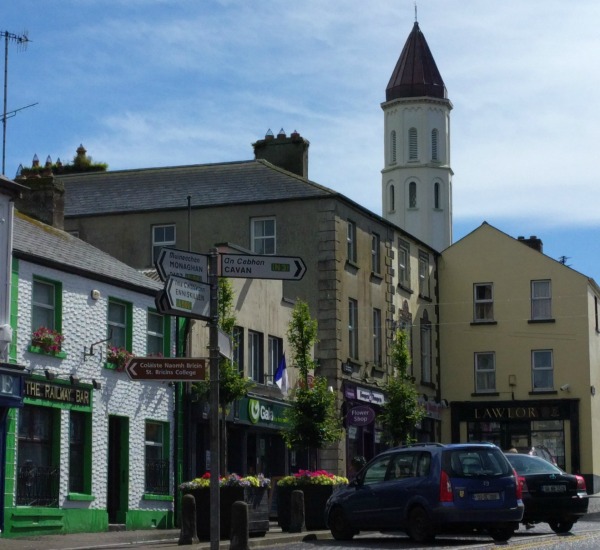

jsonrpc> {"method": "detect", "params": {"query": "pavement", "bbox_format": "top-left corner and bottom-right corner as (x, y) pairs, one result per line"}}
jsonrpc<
(2, 496), (600, 550)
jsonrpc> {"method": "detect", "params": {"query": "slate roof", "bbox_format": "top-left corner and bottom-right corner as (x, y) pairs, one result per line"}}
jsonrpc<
(13, 212), (161, 295)
(386, 21), (447, 101)
(60, 159), (338, 217)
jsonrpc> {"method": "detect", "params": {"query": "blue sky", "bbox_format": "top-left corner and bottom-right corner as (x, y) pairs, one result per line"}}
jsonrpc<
(4, 1), (600, 279)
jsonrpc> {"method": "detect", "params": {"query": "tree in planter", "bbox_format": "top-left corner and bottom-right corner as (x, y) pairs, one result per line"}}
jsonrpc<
(191, 278), (253, 474)
(282, 300), (342, 468)
(379, 329), (425, 446)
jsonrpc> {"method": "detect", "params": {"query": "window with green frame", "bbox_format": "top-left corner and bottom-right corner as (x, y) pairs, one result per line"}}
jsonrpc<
(69, 411), (92, 497)
(30, 277), (65, 357)
(147, 309), (170, 357)
(144, 420), (170, 496)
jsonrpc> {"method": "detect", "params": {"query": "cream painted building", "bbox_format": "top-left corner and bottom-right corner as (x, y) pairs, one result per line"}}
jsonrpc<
(439, 222), (600, 491)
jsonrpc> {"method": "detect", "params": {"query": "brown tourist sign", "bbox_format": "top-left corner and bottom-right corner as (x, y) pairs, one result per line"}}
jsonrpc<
(125, 357), (207, 382)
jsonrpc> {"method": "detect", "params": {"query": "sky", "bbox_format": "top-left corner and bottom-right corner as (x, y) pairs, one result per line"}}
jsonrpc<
(3, 1), (600, 279)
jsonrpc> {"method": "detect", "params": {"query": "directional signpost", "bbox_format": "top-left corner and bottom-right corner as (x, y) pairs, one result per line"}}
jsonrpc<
(155, 248), (208, 282)
(125, 357), (206, 382)
(220, 254), (307, 280)
(160, 275), (211, 321)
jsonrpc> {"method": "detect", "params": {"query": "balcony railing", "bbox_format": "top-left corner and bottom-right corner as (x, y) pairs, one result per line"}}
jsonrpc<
(16, 462), (60, 507)
(145, 458), (170, 495)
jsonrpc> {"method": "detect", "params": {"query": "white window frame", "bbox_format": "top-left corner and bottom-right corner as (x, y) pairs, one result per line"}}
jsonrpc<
(398, 240), (410, 288)
(251, 217), (276, 255)
(474, 283), (494, 322)
(371, 232), (381, 274)
(418, 251), (430, 298)
(248, 330), (263, 383)
(347, 220), (357, 263)
(146, 310), (164, 356)
(267, 335), (282, 385)
(373, 308), (382, 367)
(531, 280), (552, 320)
(475, 352), (496, 393)
(532, 350), (554, 391)
(152, 224), (176, 265)
(32, 278), (57, 331)
(349, 298), (358, 359)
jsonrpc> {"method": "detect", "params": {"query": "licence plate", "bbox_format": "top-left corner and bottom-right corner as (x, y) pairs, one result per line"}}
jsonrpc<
(473, 492), (500, 501)
(541, 484), (566, 493)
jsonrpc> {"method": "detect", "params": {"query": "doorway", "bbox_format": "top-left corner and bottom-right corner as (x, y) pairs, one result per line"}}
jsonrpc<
(107, 415), (129, 524)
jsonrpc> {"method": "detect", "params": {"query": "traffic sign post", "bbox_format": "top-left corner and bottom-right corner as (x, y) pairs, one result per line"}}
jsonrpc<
(220, 254), (306, 280)
(125, 357), (207, 381)
(155, 247), (208, 282)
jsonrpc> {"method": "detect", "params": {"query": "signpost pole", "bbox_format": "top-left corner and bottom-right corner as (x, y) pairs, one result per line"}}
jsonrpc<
(208, 248), (220, 549)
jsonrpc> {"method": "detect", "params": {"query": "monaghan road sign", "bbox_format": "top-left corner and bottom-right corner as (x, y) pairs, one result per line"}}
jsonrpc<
(125, 357), (207, 381)
(163, 275), (211, 321)
(220, 254), (306, 280)
(155, 248), (209, 283)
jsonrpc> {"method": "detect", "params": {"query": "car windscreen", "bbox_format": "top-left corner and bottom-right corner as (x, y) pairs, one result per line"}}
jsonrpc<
(442, 448), (512, 478)
(506, 454), (563, 475)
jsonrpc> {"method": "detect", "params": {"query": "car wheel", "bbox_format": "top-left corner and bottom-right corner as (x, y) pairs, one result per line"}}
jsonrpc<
(489, 525), (515, 542)
(549, 520), (574, 534)
(407, 506), (435, 543)
(328, 506), (355, 541)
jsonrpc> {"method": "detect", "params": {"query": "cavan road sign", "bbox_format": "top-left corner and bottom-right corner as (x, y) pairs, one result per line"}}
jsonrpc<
(220, 254), (306, 280)
(155, 248), (208, 283)
(125, 357), (207, 381)
(163, 275), (211, 320)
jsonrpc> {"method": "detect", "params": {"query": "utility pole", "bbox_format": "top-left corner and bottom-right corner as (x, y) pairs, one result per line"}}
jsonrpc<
(1, 30), (30, 175)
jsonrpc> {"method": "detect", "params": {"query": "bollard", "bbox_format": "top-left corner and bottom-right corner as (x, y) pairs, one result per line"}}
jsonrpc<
(230, 500), (250, 550)
(178, 493), (200, 545)
(289, 489), (306, 533)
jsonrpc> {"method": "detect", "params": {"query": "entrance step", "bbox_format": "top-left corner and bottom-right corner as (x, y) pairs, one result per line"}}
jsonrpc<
(108, 524), (126, 532)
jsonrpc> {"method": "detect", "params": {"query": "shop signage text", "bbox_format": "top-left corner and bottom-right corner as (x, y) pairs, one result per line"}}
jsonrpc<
(0, 373), (20, 397)
(244, 397), (288, 427)
(474, 405), (561, 420)
(347, 405), (376, 426)
(25, 380), (91, 406)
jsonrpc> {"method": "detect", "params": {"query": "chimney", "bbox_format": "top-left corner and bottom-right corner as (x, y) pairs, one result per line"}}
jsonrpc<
(13, 174), (65, 230)
(517, 235), (543, 253)
(253, 129), (309, 178)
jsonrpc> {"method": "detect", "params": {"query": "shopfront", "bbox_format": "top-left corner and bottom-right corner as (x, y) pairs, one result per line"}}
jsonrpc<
(451, 399), (579, 472)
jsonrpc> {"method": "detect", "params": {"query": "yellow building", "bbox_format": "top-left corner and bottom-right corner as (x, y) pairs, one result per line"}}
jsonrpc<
(439, 222), (600, 491)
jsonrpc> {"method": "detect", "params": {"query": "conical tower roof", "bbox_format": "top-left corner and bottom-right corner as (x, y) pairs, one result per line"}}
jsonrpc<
(386, 21), (447, 101)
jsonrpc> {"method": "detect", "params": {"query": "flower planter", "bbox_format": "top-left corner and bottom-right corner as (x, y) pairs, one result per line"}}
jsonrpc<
(186, 486), (270, 540)
(277, 484), (334, 531)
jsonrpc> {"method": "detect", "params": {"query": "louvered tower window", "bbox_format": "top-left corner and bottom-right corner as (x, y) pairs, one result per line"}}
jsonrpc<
(431, 129), (439, 161)
(408, 127), (418, 160)
(391, 130), (397, 164)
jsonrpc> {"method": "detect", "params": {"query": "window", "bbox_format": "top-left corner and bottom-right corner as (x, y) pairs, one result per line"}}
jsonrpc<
(17, 406), (59, 506)
(152, 224), (175, 265)
(431, 129), (439, 161)
(108, 298), (132, 350)
(474, 283), (494, 322)
(418, 251), (430, 298)
(420, 312), (432, 384)
(390, 130), (397, 164)
(349, 298), (359, 359)
(532, 350), (553, 391)
(145, 421), (169, 495)
(347, 220), (357, 263)
(409, 182), (417, 208)
(233, 326), (244, 373)
(248, 330), (263, 383)
(69, 411), (90, 494)
(251, 217), (276, 255)
(363, 454), (391, 485)
(147, 310), (166, 356)
(475, 352), (496, 393)
(398, 240), (410, 288)
(373, 308), (382, 367)
(268, 335), (283, 385)
(596, 296), (599, 332)
(371, 233), (381, 274)
(434, 182), (440, 209)
(32, 277), (61, 332)
(531, 280), (552, 320)
(408, 127), (418, 160)
(389, 184), (395, 211)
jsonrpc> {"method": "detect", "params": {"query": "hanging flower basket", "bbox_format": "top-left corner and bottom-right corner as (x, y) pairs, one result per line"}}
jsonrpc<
(31, 326), (64, 355)
(106, 346), (134, 371)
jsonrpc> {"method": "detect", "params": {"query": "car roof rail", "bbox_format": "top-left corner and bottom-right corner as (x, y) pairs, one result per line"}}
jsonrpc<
(395, 442), (446, 449)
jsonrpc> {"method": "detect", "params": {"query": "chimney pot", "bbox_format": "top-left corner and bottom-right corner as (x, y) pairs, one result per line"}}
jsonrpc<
(32, 154), (39, 167)
(277, 128), (286, 140)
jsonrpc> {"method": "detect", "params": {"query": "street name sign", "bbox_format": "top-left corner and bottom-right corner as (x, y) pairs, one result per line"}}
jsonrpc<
(125, 357), (207, 381)
(155, 248), (208, 283)
(220, 254), (306, 280)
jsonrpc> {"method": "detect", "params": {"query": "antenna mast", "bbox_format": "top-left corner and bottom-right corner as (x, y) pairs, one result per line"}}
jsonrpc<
(1, 30), (30, 175)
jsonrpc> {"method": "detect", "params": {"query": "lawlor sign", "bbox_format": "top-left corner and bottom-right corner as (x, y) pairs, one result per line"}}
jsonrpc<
(347, 405), (376, 426)
(238, 396), (288, 428)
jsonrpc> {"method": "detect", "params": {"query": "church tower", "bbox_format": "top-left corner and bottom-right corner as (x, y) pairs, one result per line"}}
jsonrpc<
(381, 21), (453, 252)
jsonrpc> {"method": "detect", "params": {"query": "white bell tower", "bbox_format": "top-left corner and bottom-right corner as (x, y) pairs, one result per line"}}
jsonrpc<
(381, 21), (453, 252)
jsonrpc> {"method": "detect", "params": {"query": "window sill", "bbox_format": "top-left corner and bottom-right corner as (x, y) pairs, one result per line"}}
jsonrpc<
(528, 318), (556, 324)
(143, 493), (173, 502)
(529, 390), (558, 395)
(67, 493), (95, 501)
(470, 320), (497, 326)
(471, 392), (500, 397)
(28, 345), (67, 359)
(420, 381), (436, 389)
(103, 362), (125, 371)
(397, 283), (413, 294)
(345, 260), (360, 272)
(370, 272), (383, 284)
(418, 294), (432, 302)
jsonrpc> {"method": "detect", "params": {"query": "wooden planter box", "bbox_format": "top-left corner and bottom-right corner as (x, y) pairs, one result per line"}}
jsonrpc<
(276, 484), (334, 531)
(186, 486), (270, 540)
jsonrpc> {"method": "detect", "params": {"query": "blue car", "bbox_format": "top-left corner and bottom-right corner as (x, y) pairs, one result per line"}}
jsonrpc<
(325, 443), (524, 543)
